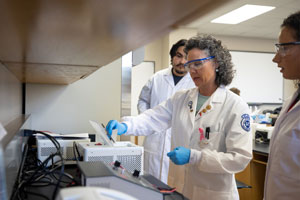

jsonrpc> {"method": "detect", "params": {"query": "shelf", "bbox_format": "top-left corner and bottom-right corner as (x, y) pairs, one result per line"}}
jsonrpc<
(0, 0), (230, 84)
(3, 62), (99, 84)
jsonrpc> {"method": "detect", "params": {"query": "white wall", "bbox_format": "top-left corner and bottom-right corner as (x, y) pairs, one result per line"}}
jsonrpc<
(211, 34), (297, 100)
(228, 51), (283, 104)
(26, 58), (122, 134)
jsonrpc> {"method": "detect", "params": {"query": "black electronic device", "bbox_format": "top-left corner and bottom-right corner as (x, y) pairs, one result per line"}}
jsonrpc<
(255, 130), (270, 144)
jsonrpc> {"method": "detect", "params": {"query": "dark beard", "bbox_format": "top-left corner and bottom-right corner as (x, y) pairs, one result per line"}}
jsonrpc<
(174, 67), (186, 75)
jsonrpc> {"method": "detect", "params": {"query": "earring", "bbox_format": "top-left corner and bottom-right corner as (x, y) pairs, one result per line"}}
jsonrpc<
(216, 68), (219, 72)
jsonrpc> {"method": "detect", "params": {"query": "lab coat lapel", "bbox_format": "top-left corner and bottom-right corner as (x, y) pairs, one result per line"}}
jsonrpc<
(195, 86), (225, 120)
(271, 90), (300, 142)
(287, 91), (300, 113)
(164, 67), (175, 87)
(187, 88), (198, 128)
(177, 72), (192, 86)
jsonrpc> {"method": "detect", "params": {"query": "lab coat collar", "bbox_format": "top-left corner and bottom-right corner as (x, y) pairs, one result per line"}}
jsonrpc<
(269, 88), (300, 148)
(164, 67), (192, 86)
(164, 67), (175, 86)
(274, 89), (300, 131)
(164, 67), (173, 76)
(193, 86), (226, 121)
(287, 89), (300, 113)
(210, 85), (226, 103)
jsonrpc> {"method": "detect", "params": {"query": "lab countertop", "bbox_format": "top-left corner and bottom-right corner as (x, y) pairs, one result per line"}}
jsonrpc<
(253, 140), (269, 155)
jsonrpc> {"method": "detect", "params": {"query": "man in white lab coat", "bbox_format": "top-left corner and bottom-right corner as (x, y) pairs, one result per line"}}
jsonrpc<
(106, 35), (252, 200)
(264, 11), (300, 200)
(137, 39), (195, 184)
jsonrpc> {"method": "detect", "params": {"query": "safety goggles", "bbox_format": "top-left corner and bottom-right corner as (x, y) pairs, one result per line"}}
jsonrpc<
(275, 41), (300, 56)
(184, 56), (215, 71)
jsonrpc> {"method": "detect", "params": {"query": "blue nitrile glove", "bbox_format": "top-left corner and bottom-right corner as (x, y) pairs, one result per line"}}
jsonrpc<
(106, 120), (128, 138)
(167, 146), (191, 165)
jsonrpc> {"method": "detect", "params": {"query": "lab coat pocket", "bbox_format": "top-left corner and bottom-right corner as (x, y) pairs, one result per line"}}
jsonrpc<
(199, 131), (221, 150)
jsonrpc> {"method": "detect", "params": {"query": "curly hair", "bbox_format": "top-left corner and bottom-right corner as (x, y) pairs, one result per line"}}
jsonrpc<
(184, 34), (235, 86)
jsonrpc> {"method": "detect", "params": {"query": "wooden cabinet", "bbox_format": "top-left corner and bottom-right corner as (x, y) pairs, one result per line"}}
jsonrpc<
(250, 152), (268, 200)
(236, 163), (252, 200)
(0, 0), (230, 85)
(236, 143), (269, 200)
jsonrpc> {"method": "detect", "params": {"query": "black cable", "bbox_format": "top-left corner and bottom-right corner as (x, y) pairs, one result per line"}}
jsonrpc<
(51, 170), (77, 185)
(36, 131), (65, 200)
(25, 131), (64, 200)
(11, 143), (29, 200)
(75, 142), (81, 161)
(23, 152), (60, 186)
(15, 130), (83, 200)
(73, 141), (80, 163)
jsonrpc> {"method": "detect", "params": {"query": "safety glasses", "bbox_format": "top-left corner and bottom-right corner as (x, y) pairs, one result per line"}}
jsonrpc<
(275, 41), (300, 56)
(184, 56), (215, 71)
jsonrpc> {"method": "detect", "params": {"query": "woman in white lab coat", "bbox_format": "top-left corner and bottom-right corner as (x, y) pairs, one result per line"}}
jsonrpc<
(106, 35), (252, 200)
(264, 11), (300, 200)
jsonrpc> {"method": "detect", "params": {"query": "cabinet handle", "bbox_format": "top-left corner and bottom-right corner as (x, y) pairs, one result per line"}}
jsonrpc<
(252, 159), (267, 165)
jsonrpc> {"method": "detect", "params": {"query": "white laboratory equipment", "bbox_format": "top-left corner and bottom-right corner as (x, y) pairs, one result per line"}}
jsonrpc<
(56, 186), (138, 200)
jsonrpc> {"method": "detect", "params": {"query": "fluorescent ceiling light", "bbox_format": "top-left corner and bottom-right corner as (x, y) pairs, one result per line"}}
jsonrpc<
(211, 4), (275, 24)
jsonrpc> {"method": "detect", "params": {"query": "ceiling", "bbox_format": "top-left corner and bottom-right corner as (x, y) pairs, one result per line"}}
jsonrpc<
(182, 0), (300, 40)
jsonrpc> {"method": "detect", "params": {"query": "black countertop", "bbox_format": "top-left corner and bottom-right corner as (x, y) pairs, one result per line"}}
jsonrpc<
(253, 140), (269, 155)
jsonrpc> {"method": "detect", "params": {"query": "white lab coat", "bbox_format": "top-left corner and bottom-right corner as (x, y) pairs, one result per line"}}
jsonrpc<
(123, 86), (252, 200)
(137, 67), (195, 183)
(264, 89), (300, 200)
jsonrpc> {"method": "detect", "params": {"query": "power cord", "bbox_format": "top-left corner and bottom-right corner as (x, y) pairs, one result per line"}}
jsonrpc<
(12, 130), (66, 200)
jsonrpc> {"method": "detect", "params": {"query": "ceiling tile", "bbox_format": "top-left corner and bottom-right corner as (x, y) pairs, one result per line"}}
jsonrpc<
(181, 0), (299, 39)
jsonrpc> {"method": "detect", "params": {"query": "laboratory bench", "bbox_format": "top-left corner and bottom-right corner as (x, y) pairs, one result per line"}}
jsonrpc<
(13, 138), (188, 200)
(22, 166), (188, 200)
(235, 140), (269, 200)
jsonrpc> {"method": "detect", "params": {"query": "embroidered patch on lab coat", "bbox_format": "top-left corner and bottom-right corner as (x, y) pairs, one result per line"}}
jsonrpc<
(241, 114), (250, 132)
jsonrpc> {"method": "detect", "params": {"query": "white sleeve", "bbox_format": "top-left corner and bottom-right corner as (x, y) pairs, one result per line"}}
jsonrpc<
(137, 78), (153, 114)
(122, 97), (174, 136)
(189, 101), (253, 174)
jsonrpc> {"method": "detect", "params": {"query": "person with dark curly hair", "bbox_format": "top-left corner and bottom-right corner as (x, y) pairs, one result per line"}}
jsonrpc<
(264, 11), (300, 200)
(106, 35), (252, 200)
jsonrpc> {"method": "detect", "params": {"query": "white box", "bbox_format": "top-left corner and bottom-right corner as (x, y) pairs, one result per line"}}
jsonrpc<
(78, 141), (144, 174)
(37, 138), (90, 165)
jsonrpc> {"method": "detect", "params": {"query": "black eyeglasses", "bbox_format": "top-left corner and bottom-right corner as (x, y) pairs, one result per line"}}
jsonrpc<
(275, 41), (300, 56)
